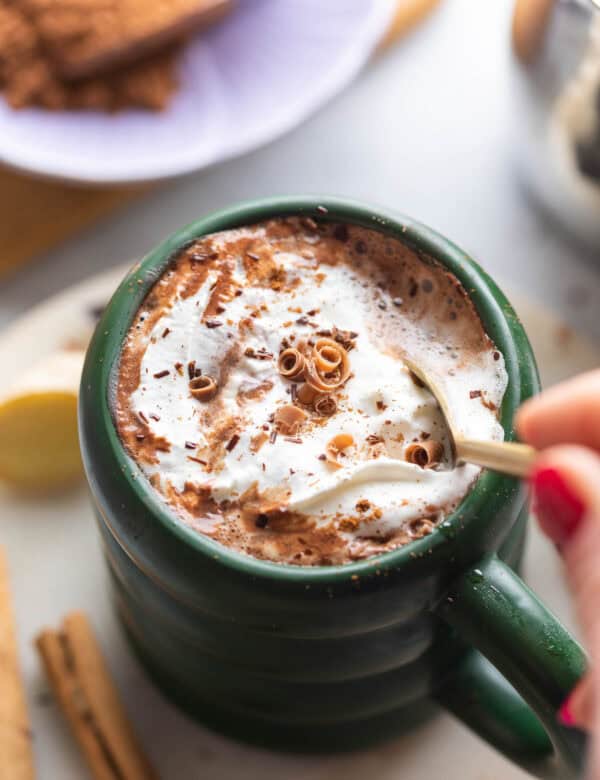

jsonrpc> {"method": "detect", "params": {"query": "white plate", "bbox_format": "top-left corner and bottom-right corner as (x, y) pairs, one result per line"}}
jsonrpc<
(1, 267), (598, 779)
(0, 0), (396, 185)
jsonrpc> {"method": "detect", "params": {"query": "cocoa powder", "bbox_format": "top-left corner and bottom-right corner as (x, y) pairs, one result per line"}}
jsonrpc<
(0, 0), (231, 112)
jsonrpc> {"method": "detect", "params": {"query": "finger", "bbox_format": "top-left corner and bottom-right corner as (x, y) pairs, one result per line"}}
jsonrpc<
(530, 446), (600, 648)
(516, 370), (600, 452)
(558, 673), (595, 731)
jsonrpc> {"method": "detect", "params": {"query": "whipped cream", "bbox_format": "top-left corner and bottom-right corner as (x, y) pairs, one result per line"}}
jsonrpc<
(115, 219), (507, 565)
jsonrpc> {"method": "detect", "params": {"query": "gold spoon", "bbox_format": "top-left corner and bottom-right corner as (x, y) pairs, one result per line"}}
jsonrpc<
(404, 359), (537, 479)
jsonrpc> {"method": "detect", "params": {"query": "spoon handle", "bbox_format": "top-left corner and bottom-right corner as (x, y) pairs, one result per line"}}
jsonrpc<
(455, 438), (537, 478)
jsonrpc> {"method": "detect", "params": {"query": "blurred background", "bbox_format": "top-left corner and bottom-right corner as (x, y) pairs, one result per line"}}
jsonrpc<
(1, 0), (599, 340)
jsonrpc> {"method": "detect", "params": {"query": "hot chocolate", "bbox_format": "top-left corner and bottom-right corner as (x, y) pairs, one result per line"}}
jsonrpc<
(115, 217), (507, 565)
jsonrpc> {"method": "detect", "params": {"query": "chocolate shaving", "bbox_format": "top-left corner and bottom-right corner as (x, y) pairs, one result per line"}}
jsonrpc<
(255, 348), (274, 360)
(333, 224), (348, 242)
(187, 361), (197, 380)
(138, 411), (149, 424)
(187, 456), (208, 466)
(469, 390), (482, 399)
(149, 413), (160, 421)
(190, 250), (217, 263)
(255, 514), (268, 528)
(407, 517), (436, 539)
(205, 320), (223, 329)
(301, 217), (318, 231)
(246, 252), (260, 261)
(161, 328), (171, 338)
(226, 434), (240, 452)
(184, 441), (197, 450)
(153, 370), (170, 379)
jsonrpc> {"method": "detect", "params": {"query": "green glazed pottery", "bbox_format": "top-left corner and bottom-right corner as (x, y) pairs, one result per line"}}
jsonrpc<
(79, 196), (588, 778)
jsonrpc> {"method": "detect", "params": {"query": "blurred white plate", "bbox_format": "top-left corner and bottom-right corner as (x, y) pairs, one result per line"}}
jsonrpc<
(0, 0), (396, 185)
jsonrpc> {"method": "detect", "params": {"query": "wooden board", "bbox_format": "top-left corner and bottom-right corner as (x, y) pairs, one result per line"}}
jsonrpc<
(0, 0), (441, 281)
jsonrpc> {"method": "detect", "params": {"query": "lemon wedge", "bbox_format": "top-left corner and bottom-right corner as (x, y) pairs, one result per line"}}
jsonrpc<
(0, 350), (85, 491)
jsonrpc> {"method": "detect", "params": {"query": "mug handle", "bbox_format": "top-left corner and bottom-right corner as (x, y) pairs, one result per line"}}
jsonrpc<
(433, 553), (588, 779)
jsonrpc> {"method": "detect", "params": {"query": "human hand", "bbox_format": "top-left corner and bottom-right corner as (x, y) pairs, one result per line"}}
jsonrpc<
(517, 370), (600, 776)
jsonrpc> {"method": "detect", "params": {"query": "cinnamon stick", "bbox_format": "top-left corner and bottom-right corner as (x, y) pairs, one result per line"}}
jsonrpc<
(36, 612), (157, 780)
(0, 547), (35, 780)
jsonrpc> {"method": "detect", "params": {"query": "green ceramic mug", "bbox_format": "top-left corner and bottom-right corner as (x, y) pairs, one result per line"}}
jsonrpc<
(80, 197), (588, 778)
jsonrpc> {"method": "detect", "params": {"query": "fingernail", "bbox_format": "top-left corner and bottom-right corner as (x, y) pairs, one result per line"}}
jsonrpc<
(530, 467), (585, 545)
(558, 694), (577, 728)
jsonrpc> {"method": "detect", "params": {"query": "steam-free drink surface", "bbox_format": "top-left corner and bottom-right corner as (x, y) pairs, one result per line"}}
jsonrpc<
(115, 218), (507, 565)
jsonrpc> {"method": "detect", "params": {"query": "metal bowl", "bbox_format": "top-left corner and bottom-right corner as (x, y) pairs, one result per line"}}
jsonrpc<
(512, 0), (600, 247)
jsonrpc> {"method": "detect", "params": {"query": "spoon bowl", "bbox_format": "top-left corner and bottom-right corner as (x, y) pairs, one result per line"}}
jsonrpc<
(404, 358), (537, 479)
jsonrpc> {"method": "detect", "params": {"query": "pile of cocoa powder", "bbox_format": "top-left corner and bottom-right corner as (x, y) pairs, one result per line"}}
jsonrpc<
(0, 0), (230, 112)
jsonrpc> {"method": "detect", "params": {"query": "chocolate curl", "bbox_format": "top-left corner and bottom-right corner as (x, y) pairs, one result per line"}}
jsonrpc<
(313, 338), (342, 373)
(404, 440), (444, 469)
(305, 340), (350, 393)
(314, 395), (337, 417)
(189, 375), (217, 402)
(277, 348), (306, 381)
(296, 383), (319, 405)
(325, 433), (354, 469)
(274, 405), (308, 436)
(407, 517), (436, 539)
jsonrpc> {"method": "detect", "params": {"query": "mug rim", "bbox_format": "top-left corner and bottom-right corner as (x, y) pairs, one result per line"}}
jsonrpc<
(80, 195), (538, 585)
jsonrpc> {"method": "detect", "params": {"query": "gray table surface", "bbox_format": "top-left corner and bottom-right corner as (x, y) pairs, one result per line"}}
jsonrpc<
(1, 0), (599, 342)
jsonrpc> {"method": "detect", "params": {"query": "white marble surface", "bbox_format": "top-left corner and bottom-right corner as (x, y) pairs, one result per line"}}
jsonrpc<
(1, 0), (600, 778)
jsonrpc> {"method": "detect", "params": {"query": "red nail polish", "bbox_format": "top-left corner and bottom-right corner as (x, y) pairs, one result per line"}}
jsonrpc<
(530, 468), (585, 545)
(558, 695), (577, 728)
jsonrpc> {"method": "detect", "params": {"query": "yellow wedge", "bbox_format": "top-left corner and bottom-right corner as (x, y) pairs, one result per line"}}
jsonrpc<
(0, 350), (84, 491)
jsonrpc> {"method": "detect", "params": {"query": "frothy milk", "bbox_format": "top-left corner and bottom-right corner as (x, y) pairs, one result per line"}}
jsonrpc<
(115, 218), (507, 565)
